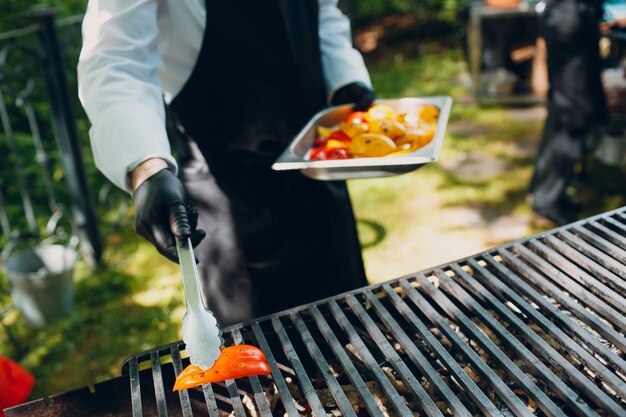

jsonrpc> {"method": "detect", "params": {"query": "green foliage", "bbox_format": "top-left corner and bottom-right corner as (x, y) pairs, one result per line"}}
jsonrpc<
(348, 0), (465, 23)
(0, 0), (469, 32)
(0, 1), (87, 31)
(0, 0), (30, 30)
(0, 0), (117, 249)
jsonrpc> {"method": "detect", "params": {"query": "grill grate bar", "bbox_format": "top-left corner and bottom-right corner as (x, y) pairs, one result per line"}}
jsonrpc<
(129, 357), (143, 417)
(380, 283), (507, 417)
(150, 352), (168, 417)
(224, 380), (247, 417)
(451, 261), (603, 417)
(309, 304), (388, 415)
(247, 373), (273, 416)
(544, 235), (626, 295)
(224, 329), (247, 416)
(201, 384), (220, 417)
(170, 346), (193, 417)
(342, 294), (446, 417)
(602, 216), (626, 240)
(251, 323), (301, 417)
(587, 220), (626, 256)
(270, 316), (329, 417)
(527, 239), (625, 314)
(327, 300), (419, 416)
(514, 243), (626, 333)
(231, 328), (273, 417)
(576, 224), (626, 263)
(399, 278), (536, 417)
(483, 252), (626, 414)
(559, 229), (625, 277)
(290, 312), (360, 417)
(499, 248), (626, 353)
(358, 290), (473, 416)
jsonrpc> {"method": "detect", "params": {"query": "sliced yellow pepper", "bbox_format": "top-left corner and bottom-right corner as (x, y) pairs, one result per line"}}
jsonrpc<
(340, 121), (368, 138)
(316, 126), (334, 138)
(376, 118), (406, 139)
(418, 105), (440, 125)
(367, 104), (396, 120)
(326, 139), (349, 149)
(395, 128), (436, 150)
(348, 133), (397, 157)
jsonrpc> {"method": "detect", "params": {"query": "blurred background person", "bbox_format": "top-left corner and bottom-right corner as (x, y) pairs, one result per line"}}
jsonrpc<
(529, 0), (608, 225)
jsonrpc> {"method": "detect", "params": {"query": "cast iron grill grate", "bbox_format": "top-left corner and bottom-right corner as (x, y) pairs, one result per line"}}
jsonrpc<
(121, 207), (626, 417)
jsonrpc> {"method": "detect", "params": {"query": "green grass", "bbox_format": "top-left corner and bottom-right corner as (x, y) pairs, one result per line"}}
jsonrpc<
(1, 42), (625, 400)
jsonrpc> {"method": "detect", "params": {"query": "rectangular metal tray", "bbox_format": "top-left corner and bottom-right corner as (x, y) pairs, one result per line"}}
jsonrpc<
(272, 96), (453, 180)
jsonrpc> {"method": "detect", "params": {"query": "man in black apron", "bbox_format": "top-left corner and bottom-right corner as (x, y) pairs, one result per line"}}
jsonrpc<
(80, 0), (373, 326)
(529, 0), (607, 225)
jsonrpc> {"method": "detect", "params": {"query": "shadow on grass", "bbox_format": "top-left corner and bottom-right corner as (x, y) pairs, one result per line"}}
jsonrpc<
(576, 159), (626, 216)
(357, 219), (387, 249)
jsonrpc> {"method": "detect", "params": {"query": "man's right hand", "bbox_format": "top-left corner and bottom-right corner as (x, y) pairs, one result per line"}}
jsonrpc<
(132, 164), (206, 263)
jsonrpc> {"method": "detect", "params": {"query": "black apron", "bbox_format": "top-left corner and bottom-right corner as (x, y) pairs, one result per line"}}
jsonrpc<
(168, 0), (367, 326)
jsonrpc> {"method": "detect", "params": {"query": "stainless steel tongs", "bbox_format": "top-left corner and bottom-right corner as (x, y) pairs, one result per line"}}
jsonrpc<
(176, 236), (223, 369)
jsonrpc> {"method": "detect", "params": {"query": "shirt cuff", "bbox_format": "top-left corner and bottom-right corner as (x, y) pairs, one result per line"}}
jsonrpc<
(322, 50), (372, 104)
(88, 101), (178, 194)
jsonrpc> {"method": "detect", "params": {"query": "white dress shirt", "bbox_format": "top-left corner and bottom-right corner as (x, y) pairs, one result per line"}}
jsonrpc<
(78, 0), (372, 192)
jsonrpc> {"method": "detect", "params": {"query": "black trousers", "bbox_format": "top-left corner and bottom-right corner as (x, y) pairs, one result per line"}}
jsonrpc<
(530, 112), (587, 211)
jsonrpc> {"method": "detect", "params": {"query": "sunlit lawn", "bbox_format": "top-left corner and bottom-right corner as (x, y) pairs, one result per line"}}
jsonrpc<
(1, 42), (624, 399)
(354, 43), (539, 280)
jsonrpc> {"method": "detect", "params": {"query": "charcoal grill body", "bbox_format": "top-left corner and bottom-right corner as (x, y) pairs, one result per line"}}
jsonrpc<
(6, 207), (626, 417)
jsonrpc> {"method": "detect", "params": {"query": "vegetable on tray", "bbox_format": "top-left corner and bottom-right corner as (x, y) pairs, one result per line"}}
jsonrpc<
(308, 104), (440, 160)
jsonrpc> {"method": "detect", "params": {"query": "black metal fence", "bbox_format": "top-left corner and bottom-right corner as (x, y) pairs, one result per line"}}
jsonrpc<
(0, 8), (130, 264)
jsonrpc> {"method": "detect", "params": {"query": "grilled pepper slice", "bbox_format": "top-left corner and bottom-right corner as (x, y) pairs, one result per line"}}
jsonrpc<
(173, 345), (270, 391)
(348, 133), (397, 157)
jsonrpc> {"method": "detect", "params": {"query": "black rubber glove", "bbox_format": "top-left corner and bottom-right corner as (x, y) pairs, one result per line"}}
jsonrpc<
(133, 169), (206, 263)
(330, 81), (376, 111)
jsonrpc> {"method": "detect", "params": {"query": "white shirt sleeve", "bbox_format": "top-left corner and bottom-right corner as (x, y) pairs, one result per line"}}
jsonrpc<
(78, 0), (178, 193)
(318, 0), (372, 102)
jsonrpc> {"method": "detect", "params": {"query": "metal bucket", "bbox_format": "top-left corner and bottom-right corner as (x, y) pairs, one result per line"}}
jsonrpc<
(2, 244), (77, 327)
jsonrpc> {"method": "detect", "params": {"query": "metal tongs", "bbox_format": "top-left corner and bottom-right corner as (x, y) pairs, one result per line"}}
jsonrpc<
(176, 236), (223, 369)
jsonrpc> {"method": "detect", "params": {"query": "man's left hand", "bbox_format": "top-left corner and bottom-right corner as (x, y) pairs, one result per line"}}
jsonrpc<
(331, 82), (375, 111)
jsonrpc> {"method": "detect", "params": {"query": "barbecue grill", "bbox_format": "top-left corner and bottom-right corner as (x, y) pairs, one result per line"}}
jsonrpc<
(5, 207), (626, 417)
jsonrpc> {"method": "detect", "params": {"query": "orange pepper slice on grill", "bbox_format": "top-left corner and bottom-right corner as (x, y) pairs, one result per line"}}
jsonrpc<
(173, 345), (271, 391)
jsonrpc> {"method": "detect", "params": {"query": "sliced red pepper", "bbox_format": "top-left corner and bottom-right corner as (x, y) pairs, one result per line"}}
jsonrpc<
(346, 111), (368, 124)
(309, 146), (328, 160)
(310, 147), (350, 160)
(173, 345), (270, 391)
(327, 130), (352, 143)
(312, 138), (328, 148)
